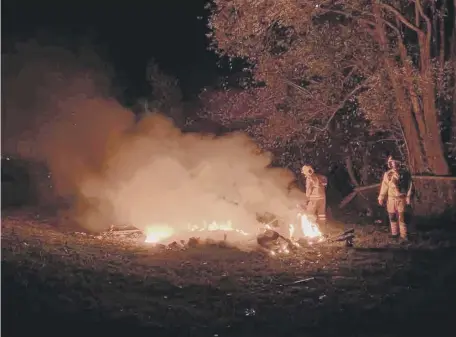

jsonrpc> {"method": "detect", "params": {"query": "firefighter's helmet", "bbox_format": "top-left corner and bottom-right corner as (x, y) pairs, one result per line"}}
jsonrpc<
(387, 156), (399, 169)
(301, 165), (314, 176)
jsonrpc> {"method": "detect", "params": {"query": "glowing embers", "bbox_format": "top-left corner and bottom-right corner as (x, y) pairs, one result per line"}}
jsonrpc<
(188, 221), (249, 236)
(257, 227), (296, 256)
(144, 221), (249, 244)
(144, 225), (175, 243)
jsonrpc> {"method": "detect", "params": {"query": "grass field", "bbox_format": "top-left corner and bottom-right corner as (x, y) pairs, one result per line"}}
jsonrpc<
(2, 210), (456, 337)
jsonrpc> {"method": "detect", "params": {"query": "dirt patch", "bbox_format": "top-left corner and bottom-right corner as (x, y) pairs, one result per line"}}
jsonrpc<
(2, 212), (456, 337)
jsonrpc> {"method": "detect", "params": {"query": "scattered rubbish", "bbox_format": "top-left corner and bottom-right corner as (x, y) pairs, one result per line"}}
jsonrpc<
(284, 277), (315, 286)
(325, 228), (355, 247)
(332, 276), (357, 280)
(167, 241), (183, 251)
(69, 224), (355, 252)
(107, 225), (145, 240)
(110, 230), (143, 236)
(256, 229), (297, 255)
(244, 308), (256, 316)
(188, 237), (200, 247)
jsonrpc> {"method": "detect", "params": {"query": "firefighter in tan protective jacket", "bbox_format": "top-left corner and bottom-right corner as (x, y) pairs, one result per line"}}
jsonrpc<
(301, 165), (328, 226)
(378, 156), (414, 240)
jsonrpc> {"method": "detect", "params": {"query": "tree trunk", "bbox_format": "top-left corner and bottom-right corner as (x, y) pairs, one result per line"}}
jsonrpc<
(420, 76), (450, 174)
(344, 156), (359, 188)
(360, 147), (370, 186)
(418, 27), (450, 175)
(451, 1), (456, 173)
(386, 72), (426, 173)
(370, 3), (454, 214)
(373, 4), (427, 173)
(415, 3), (451, 175)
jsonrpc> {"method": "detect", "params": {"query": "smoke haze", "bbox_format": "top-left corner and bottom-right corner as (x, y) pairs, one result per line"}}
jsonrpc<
(2, 40), (306, 240)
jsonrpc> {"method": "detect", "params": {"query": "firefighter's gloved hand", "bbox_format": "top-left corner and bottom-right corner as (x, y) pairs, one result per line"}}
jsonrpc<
(378, 198), (384, 206)
(406, 197), (411, 205)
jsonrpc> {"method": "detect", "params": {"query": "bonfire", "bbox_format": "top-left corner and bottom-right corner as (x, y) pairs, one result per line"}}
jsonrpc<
(293, 213), (324, 243)
(144, 225), (175, 243)
(142, 220), (250, 246)
(104, 210), (353, 254)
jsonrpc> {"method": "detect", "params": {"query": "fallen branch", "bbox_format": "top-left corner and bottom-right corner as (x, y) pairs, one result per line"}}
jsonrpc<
(411, 175), (456, 181)
(345, 156), (360, 187)
(109, 230), (143, 235)
(354, 183), (381, 192)
(283, 277), (316, 286)
(339, 175), (456, 208)
(339, 190), (358, 209)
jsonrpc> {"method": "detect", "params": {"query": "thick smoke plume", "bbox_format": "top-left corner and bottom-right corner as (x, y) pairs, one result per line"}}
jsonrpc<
(2, 41), (305, 239)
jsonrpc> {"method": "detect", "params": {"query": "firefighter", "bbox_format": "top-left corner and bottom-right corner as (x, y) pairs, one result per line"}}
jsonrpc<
(378, 156), (413, 240)
(301, 165), (328, 226)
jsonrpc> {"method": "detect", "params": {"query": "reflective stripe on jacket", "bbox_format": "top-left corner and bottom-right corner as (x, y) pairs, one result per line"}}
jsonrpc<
(379, 169), (413, 200)
(305, 174), (327, 200)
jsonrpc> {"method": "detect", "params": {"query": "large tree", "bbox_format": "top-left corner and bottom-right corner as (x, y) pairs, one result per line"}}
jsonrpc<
(207, 0), (455, 175)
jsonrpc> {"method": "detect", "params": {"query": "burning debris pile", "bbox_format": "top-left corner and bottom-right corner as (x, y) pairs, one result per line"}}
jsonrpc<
(73, 224), (249, 252)
(73, 213), (356, 256)
(142, 221), (251, 245)
(255, 213), (356, 256)
(188, 221), (249, 237)
(73, 225), (146, 242)
(256, 229), (298, 256)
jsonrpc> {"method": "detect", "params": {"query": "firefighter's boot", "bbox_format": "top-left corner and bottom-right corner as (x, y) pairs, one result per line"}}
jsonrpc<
(399, 222), (408, 241)
(389, 220), (400, 239)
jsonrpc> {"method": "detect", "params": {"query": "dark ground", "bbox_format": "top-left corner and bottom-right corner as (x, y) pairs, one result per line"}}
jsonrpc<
(2, 209), (456, 337)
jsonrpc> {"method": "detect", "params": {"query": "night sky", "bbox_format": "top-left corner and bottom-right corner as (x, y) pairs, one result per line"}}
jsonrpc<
(2, 0), (220, 104)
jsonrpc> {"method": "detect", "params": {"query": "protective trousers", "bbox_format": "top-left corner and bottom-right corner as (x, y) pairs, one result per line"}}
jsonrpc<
(306, 198), (326, 226)
(387, 197), (407, 239)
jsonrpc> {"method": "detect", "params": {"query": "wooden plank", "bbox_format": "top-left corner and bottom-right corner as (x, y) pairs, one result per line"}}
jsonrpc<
(411, 175), (456, 181)
(338, 175), (456, 209)
(109, 230), (143, 235)
(354, 183), (380, 192)
(339, 190), (358, 209)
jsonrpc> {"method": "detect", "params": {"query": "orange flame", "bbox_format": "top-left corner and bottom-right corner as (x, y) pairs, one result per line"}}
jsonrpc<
(144, 225), (175, 243)
(298, 214), (322, 238)
(144, 221), (249, 244)
(189, 221), (249, 236)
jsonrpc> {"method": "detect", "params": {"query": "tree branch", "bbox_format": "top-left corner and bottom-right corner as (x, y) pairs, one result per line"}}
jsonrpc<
(345, 156), (360, 187)
(282, 74), (370, 143)
(316, 8), (378, 28)
(316, 7), (410, 42)
(342, 66), (358, 85)
(367, 138), (400, 144)
(438, 8), (445, 68)
(309, 80), (371, 133)
(379, 3), (423, 35)
(283, 78), (330, 109)
(415, 0), (433, 70)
